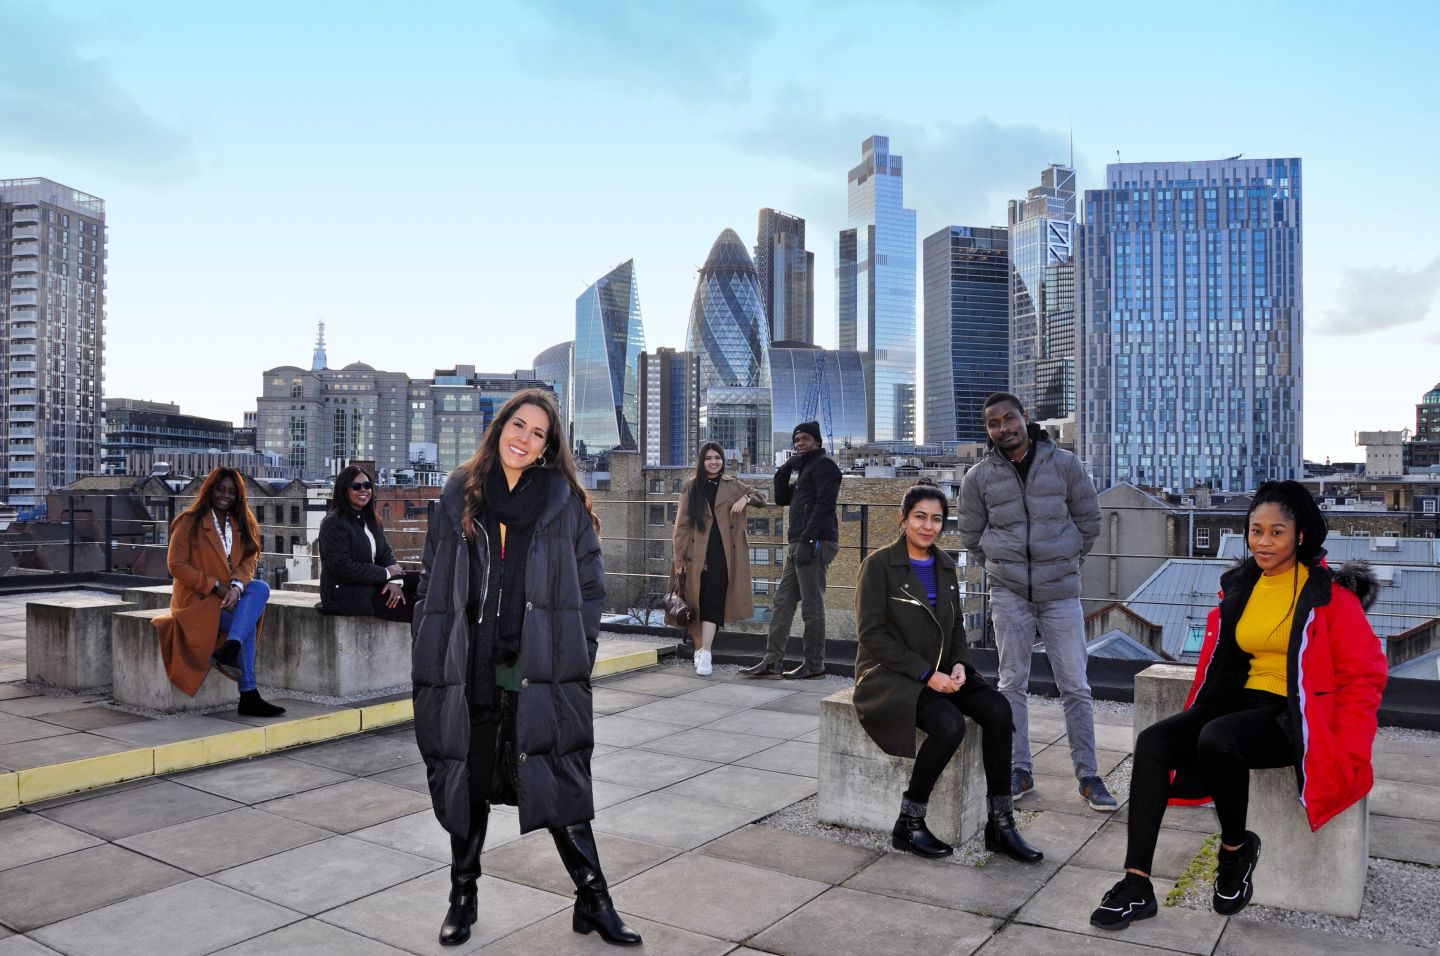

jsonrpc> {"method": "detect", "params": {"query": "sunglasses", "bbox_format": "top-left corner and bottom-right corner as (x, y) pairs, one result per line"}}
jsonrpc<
(350, 481), (373, 491)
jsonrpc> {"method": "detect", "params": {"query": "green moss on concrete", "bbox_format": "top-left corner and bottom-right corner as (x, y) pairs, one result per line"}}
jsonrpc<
(1166, 833), (1220, 907)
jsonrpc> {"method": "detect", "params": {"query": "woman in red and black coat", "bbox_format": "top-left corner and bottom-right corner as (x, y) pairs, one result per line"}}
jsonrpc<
(1090, 480), (1387, 931)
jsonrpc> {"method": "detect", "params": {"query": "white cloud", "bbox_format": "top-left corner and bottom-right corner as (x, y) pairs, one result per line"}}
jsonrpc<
(1315, 255), (1440, 336)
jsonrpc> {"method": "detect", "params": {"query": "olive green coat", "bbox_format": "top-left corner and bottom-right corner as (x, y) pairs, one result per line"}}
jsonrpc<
(853, 536), (985, 758)
(668, 475), (766, 635)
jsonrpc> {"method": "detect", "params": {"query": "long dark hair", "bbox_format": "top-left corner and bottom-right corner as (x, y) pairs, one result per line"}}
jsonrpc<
(687, 441), (725, 532)
(178, 467), (260, 559)
(458, 388), (598, 537)
(899, 478), (948, 527)
(329, 464), (379, 527)
(1249, 480), (1327, 568)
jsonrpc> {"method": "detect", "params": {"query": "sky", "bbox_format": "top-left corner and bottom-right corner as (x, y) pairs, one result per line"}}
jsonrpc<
(3, 0), (1438, 464)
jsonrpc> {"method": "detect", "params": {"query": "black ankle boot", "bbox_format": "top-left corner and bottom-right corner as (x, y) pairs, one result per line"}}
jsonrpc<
(236, 689), (285, 718)
(439, 810), (488, 946)
(985, 794), (1043, 864)
(211, 639), (242, 679)
(891, 796), (953, 858)
(551, 823), (642, 946)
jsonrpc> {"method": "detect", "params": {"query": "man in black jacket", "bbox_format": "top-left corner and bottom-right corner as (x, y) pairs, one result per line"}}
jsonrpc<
(741, 421), (842, 679)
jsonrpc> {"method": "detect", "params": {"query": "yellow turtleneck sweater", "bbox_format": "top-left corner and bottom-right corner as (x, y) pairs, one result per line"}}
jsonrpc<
(1235, 564), (1308, 697)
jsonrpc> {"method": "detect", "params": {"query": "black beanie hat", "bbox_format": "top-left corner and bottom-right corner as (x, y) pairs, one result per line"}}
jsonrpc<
(793, 421), (822, 445)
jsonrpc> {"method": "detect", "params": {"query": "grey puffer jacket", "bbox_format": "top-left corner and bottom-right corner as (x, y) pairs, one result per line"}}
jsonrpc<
(958, 424), (1099, 603)
(411, 466), (604, 838)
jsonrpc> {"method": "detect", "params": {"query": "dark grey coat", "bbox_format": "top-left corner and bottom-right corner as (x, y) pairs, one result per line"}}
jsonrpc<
(317, 509), (396, 616)
(411, 466), (604, 838)
(853, 537), (984, 758)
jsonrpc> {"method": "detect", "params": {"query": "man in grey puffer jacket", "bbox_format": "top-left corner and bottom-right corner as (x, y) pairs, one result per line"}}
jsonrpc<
(959, 393), (1114, 811)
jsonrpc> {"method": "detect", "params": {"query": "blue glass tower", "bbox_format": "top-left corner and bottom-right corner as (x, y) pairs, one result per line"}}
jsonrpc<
(922, 226), (1010, 443)
(1009, 164), (1078, 422)
(573, 260), (644, 459)
(1079, 158), (1303, 491)
(686, 229), (772, 467)
(836, 136), (916, 444)
(769, 345), (868, 452)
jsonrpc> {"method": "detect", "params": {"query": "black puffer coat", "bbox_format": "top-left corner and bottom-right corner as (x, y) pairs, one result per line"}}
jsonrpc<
(317, 509), (397, 615)
(412, 466), (604, 838)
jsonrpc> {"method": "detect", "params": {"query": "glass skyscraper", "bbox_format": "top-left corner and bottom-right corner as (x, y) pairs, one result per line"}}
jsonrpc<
(686, 229), (772, 467)
(836, 136), (916, 443)
(532, 340), (573, 439)
(639, 348), (699, 467)
(1009, 164), (1078, 423)
(572, 260), (644, 460)
(1079, 158), (1303, 492)
(755, 208), (814, 345)
(922, 226), (1010, 443)
(769, 345), (868, 453)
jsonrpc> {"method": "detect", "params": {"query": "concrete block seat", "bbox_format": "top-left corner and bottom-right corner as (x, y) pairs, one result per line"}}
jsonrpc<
(111, 608), (237, 712)
(1132, 664), (1369, 918)
(121, 585), (175, 612)
(26, 597), (137, 690)
(256, 596), (410, 697)
(281, 579), (321, 593)
(818, 687), (985, 846)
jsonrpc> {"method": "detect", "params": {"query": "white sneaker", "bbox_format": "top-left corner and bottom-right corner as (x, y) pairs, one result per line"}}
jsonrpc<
(695, 649), (713, 676)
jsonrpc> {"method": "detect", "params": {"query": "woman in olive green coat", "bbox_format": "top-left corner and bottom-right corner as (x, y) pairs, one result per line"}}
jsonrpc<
(854, 481), (1042, 864)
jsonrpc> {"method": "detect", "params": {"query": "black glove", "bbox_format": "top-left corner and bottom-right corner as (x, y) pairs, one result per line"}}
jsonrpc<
(791, 540), (817, 567)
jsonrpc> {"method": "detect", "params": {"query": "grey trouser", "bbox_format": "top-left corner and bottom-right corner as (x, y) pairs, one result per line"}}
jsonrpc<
(988, 584), (1098, 779)
(762, 541), (840, 669)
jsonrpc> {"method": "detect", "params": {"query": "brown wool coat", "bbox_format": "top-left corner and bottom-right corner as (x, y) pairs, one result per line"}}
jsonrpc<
(668, 475), (766, 634)
(152, 511), (264, 696)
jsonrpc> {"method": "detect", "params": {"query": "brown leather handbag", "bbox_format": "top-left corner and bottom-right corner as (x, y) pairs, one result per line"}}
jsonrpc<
(663, 566), (695, 629)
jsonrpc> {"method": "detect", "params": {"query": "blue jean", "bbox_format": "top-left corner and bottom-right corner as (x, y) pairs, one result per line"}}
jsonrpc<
(219, 579), (270, 692)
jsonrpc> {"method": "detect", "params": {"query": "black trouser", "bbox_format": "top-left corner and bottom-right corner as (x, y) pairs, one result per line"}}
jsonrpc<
(1125, 690), (1292, 874)
(907, 683), (1014, 802)
(466, 717), (498, 826)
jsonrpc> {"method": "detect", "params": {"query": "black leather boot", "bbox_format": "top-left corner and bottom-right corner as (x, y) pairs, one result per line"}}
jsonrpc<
(236, 689), (285, 718)
(551, 822), (642, 946)
(985, 794), (1043, 864)
(891, 796), (953, 858)
(439, 809), (488, 946)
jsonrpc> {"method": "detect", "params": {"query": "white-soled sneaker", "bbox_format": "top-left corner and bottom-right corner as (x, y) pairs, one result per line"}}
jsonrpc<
(695, 650), (713, 676)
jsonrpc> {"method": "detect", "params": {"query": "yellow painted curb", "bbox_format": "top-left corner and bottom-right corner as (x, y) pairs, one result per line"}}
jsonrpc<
(361, 699), (414, 731)
(19, 749), (154, 804)
(591, 649), (658, 679)
(0, 771), (18, 811)
(153, 728), (267, 775)
(264, 710), (362, 751)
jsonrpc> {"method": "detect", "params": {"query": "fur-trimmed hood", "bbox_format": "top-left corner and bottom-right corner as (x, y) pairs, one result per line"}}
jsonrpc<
(1332, 560), (1379, 611)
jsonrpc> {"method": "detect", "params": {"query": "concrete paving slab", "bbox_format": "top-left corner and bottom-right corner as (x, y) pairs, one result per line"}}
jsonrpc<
(0, 844), (189, 932)
(1049, 722), (1136, 753)
(1011, 772), (1105, 816)
(1013, 864), (1223, 954)
(590, 780), (646, 810)
(481, 828), (677, 897)
(591, 715), (687, 747)
(843, 849), (1050, 920)
(796, 728), (820, 743)
(478, 908), (734, 955)
(675, 682), (799, 708)
(1013, 807), (1109, 869)
(733, 740), (819, 778)
(116, 806), (331, 875)
(28, 706), (146, 732)
(208, 918), (413, 955)
(0, 731), (129, 771)
(658, 764), (816, 814)
(1070, 818), (1209, 881)
(0, 939), (61, 954)
(613, 852), (828, 942)
(1373, 734), (1440, 757)
(639, 727), (779, 763)
(41, 779), (241, 841)
(211, 835), (440, 915)
(87, 714), (251, 746)
(751, 884), (999, 956)
(21, 778), (157, 811)
(697, 824), (880, 884)
(600, 672), (712, 697)
(255, 778), (433, 833)
(349, 809), (453, 863)
(1113, 800), (1218, 834)
(485, 808), (526, 848)
(976, 921), (1181, 954)
(1370, 813), (1440, 865)
(701, 709), (819, 740)
(319, 870), (571, 954)
(174, 754), (352, 803)
(28, 878), (300, 956)
(1370, 778), (1440, 822)
(1215, 917), (1438, 955)
(753, 692), (825, 716)
(284, 732), (423, 776)
(590, 689), (663, 716)
(0, 684), (36, 701)
(216, 698), (351, 727)
(0, 813), (103, 873)
(1026, 715), (1068, 744)
(1373, 752), (1440, 787)
(590, 748), (719, 791)
(591, 791), (759, 850)
(1032, 744), (1127, 779)
(618, 697), (744, 728)
(0, 696), (106, 719)
(367, 761), (430, 794)
(0, 714), (74, 748)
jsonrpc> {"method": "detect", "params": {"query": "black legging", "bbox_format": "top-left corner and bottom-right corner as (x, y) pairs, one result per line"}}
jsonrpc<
(1125, 690), (1292, 874)
(466, 717), (498, 827)
(907, 683), (1014, 802)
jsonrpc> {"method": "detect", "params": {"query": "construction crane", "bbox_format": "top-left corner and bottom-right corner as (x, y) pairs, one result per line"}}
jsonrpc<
(798, 351), (835, 448)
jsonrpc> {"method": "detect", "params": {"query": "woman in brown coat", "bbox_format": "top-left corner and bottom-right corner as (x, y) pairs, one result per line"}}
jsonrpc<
(152, 468), (283, 717)
(854, 481), (1039, 863)
(669, 442), (766, 676)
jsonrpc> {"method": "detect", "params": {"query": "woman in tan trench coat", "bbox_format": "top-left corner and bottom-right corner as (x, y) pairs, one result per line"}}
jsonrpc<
(669, 442), (766, 676)
(152, 467), (284, 717)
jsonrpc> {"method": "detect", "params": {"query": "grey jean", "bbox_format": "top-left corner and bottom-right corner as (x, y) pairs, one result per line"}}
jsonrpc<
(988, 583), (1098, 779)
(761, 540), (840, 669)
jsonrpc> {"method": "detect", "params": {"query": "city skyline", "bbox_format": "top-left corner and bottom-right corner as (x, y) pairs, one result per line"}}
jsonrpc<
(2, 1), (1437, 465)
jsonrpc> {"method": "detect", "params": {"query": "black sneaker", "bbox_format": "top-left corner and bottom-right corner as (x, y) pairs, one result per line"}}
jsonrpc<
(1213, 831), (1261, 915)
(1090, 873), (1158, 931)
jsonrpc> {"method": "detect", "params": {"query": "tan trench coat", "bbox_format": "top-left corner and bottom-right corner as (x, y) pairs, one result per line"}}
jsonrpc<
(668, 475), (766, 634)
(152, 510), (264, 696)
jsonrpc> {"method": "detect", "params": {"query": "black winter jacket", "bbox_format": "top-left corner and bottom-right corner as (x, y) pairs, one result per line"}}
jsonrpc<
(774, 448), (842, 544)
(411, 466), (604, 838)
(317, 510), (397, 615)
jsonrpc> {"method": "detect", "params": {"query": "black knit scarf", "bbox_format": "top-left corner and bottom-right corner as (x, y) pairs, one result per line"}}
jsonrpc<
(483, 466), (547, 662)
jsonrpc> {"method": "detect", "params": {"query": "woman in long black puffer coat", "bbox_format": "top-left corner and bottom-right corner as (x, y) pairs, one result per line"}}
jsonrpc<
(411, 388), (640, 948)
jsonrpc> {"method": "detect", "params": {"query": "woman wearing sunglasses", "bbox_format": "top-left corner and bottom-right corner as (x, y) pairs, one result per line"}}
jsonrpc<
(317, 465), (413, 620)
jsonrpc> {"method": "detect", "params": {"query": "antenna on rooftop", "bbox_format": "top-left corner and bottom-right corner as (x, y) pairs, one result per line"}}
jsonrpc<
(312, 319), (328, 371)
